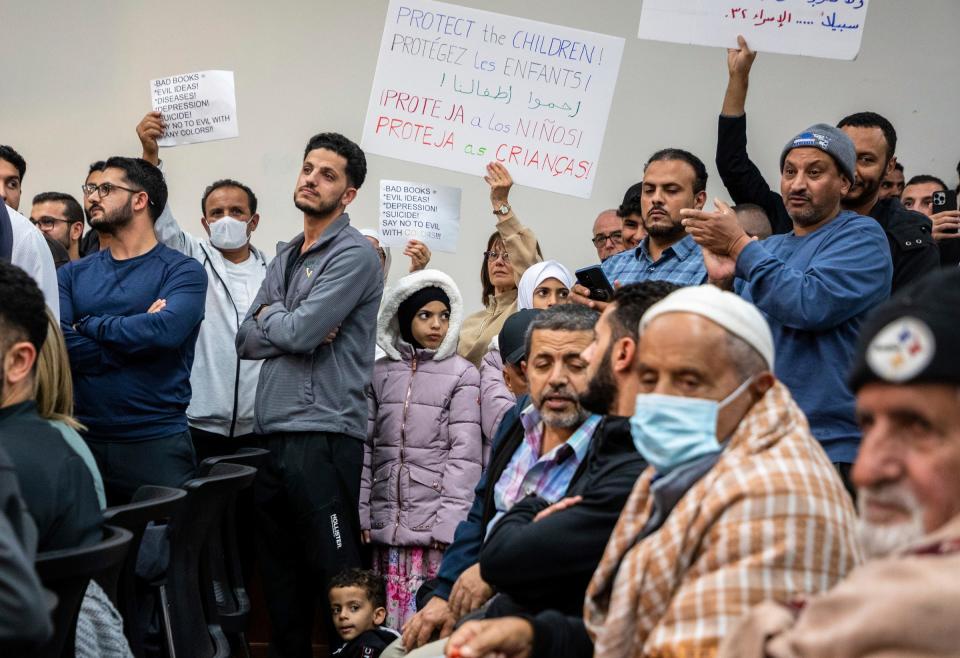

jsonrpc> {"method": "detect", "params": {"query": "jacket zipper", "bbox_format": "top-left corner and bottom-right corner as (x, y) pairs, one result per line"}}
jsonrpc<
(395, 355), (418, 542)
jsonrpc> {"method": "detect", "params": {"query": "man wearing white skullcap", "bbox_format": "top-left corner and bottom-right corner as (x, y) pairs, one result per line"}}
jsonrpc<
(443, 284), (860, 658)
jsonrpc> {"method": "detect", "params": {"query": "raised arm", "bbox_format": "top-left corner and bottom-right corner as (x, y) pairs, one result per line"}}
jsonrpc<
(485, 162), (541, 278)
(715, 37), (793, 235)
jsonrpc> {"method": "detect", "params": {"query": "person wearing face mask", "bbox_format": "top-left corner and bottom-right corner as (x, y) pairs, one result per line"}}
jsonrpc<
(138, 112), (268, 458)
(444, 285), (861, 658)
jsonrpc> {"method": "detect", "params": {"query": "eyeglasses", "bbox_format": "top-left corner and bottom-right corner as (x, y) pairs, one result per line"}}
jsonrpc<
(591, 231), (623, 246)
(30, 216), (74, 230)
(80, 182), (144, 199)
(483, 250), (511, 263)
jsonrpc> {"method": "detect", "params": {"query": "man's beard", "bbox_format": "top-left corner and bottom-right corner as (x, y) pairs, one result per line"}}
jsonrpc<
(580, 346), (617, 416)
(294, 191), (340, 218)
(786, 194), (834, 228)
(643, 215), (685, 240)
(88, 201), (133, 236)
(537, 383), (589, 429)
(843, 176), (881, 208)
(856, 481), (927, 559)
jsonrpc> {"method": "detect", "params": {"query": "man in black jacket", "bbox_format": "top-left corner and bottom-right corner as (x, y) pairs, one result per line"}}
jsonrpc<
(715, 36), (938, 292)
(0, 261), (102, 552)
(415, 283), (676, 658)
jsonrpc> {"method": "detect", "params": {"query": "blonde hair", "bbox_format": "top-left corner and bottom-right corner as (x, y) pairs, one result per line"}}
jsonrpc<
(34, 308), (85, 431)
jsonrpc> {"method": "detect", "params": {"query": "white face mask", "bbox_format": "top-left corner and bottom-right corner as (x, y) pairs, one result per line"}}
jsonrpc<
(208, 216), (249, 250)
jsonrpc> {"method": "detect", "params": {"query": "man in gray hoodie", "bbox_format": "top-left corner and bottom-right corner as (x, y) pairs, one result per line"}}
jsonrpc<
(237, 132), (383, 658)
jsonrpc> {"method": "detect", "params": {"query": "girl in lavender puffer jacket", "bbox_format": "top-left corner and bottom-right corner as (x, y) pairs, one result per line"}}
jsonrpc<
(359, 269), (482, 629)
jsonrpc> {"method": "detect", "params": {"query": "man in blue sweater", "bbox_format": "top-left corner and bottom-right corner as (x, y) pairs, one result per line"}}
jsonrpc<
(58, 157), (207, 504)
(682, 124), (892, 485)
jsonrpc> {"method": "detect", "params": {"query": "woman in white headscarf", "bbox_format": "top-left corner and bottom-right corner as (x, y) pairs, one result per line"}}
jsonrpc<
(516, 260), (576, 310)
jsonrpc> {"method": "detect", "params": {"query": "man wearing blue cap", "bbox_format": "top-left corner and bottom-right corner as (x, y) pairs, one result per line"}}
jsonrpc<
(682, 121), (892, 488)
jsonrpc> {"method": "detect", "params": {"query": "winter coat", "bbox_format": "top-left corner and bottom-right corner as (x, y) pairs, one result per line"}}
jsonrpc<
(360, 270), (483, 547)
(479, 346), (515, 464)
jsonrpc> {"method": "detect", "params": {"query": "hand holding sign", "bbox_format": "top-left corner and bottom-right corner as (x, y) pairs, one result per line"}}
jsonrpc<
(149, 70), (239, 147)
(136, 112), (166, 165)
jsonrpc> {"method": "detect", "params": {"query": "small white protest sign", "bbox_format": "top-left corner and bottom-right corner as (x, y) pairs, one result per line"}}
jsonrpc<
(379, 180), (462, 253)
(637, 0), (869, 61)
(150, 70), (239, 147)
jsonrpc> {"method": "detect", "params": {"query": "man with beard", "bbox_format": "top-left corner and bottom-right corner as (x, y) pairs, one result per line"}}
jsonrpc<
(57, 156), (207, 503)
(721, 268), (960, 657)
(683, 124), (892, 486)
(716, 36), (938, 291)
(236, 133), (383, 658)
(30, 192), (84, 263)
(571, 150), (707, 310)
(383, 304), (602, 658)
(447, 285), (860, 658)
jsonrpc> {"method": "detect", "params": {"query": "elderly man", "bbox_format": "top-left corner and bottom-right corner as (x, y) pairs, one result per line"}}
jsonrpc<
(445, 285), (860, 658)
(591, 209), (625, 262)
(685, 124), (892, 484)
(721, 268), (960, 657)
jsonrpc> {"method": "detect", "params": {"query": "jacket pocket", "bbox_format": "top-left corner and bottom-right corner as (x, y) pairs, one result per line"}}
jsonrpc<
(370, 461), (395, 530)
(404, 463), (442, 531)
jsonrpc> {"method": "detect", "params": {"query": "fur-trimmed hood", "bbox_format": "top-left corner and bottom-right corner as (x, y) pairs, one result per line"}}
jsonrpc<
(377, 269), (464, 361)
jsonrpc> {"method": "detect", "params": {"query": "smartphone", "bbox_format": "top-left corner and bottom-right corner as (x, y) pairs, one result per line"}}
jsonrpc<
(575, 265), (615, 302)
(932, 190), (958, 234)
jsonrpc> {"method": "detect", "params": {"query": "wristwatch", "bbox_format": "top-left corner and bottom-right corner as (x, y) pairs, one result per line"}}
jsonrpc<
(493, 203), (511, 216)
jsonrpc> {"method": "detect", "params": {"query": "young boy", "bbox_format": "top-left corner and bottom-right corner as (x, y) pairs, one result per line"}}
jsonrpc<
(329, 569), (400, 658)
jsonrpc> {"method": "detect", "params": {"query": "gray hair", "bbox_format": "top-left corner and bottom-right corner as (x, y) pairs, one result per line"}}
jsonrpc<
(725, 333), (768, 380)
(524, 304), (599, 357)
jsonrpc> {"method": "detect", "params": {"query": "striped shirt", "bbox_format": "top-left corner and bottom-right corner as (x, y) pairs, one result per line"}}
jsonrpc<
(487, 406), (601, 535)
(601, 233), (707, 288)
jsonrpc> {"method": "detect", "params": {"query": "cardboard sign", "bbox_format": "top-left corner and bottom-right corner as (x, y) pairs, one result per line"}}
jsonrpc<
(378, 180), (462, 253)
(637, 0), (869, 60)
(150, 70), (239, 146)
(361, 0), (625, 198)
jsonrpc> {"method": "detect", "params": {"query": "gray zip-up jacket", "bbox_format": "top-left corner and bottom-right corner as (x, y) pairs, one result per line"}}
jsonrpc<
(154, 204), (268, 437)
(236, 213), (383, 438)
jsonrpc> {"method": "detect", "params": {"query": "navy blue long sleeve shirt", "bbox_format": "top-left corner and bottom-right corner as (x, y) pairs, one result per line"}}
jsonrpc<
(58, 243), (207, 440)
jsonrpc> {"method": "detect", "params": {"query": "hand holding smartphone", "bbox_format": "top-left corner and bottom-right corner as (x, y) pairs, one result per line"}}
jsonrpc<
(575, 265), (615, 302)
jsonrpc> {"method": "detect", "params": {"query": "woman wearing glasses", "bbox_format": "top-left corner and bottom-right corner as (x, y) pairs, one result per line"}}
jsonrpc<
(456, 162), (541, 367)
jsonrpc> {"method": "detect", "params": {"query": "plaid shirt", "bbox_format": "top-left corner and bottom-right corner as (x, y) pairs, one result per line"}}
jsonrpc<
(487, 406), (601, 535)
(601, 234), (707, 287)
(584, 381), (862, 658)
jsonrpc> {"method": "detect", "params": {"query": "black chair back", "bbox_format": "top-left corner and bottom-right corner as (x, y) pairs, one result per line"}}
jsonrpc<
(198, 447), (269, 658)
(101, 485), (187, 657)
(198, 446), (269, 476)
(162, 462), (256, 658)
(35, 525), (133, 658)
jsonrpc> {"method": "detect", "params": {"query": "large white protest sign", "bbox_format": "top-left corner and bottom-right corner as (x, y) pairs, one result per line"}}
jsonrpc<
(637, 0), (869, 60)
(379, 180), (462, 253)
(361, 0), (625, 199)
(150, 70), (239, 147)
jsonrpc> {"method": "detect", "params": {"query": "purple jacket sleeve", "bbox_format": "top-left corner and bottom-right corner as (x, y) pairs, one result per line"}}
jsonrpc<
(359, 371), (381, 532)
(433, 363), (482, 545)
(479, 348), (515, 465)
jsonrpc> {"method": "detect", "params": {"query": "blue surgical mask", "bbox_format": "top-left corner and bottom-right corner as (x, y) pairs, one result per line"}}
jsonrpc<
(629, 377), (754, 475)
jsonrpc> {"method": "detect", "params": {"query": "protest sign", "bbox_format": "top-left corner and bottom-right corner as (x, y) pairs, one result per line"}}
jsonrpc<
(361, 0), (625, 199)
(637, 0), (869, 60)
(379, 180), (462, 253)
(150, 70), (239, 147)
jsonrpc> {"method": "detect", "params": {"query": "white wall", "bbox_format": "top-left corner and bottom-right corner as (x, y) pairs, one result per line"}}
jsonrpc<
(4, 0), (958, 313)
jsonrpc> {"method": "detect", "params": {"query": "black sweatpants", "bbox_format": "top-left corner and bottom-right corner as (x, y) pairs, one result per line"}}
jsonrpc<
(85, 430), (198, 506)
(254, 431), (363, 658)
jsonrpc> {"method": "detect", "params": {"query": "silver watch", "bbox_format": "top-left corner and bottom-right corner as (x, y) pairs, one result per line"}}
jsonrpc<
(493, 203), (511, 216)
